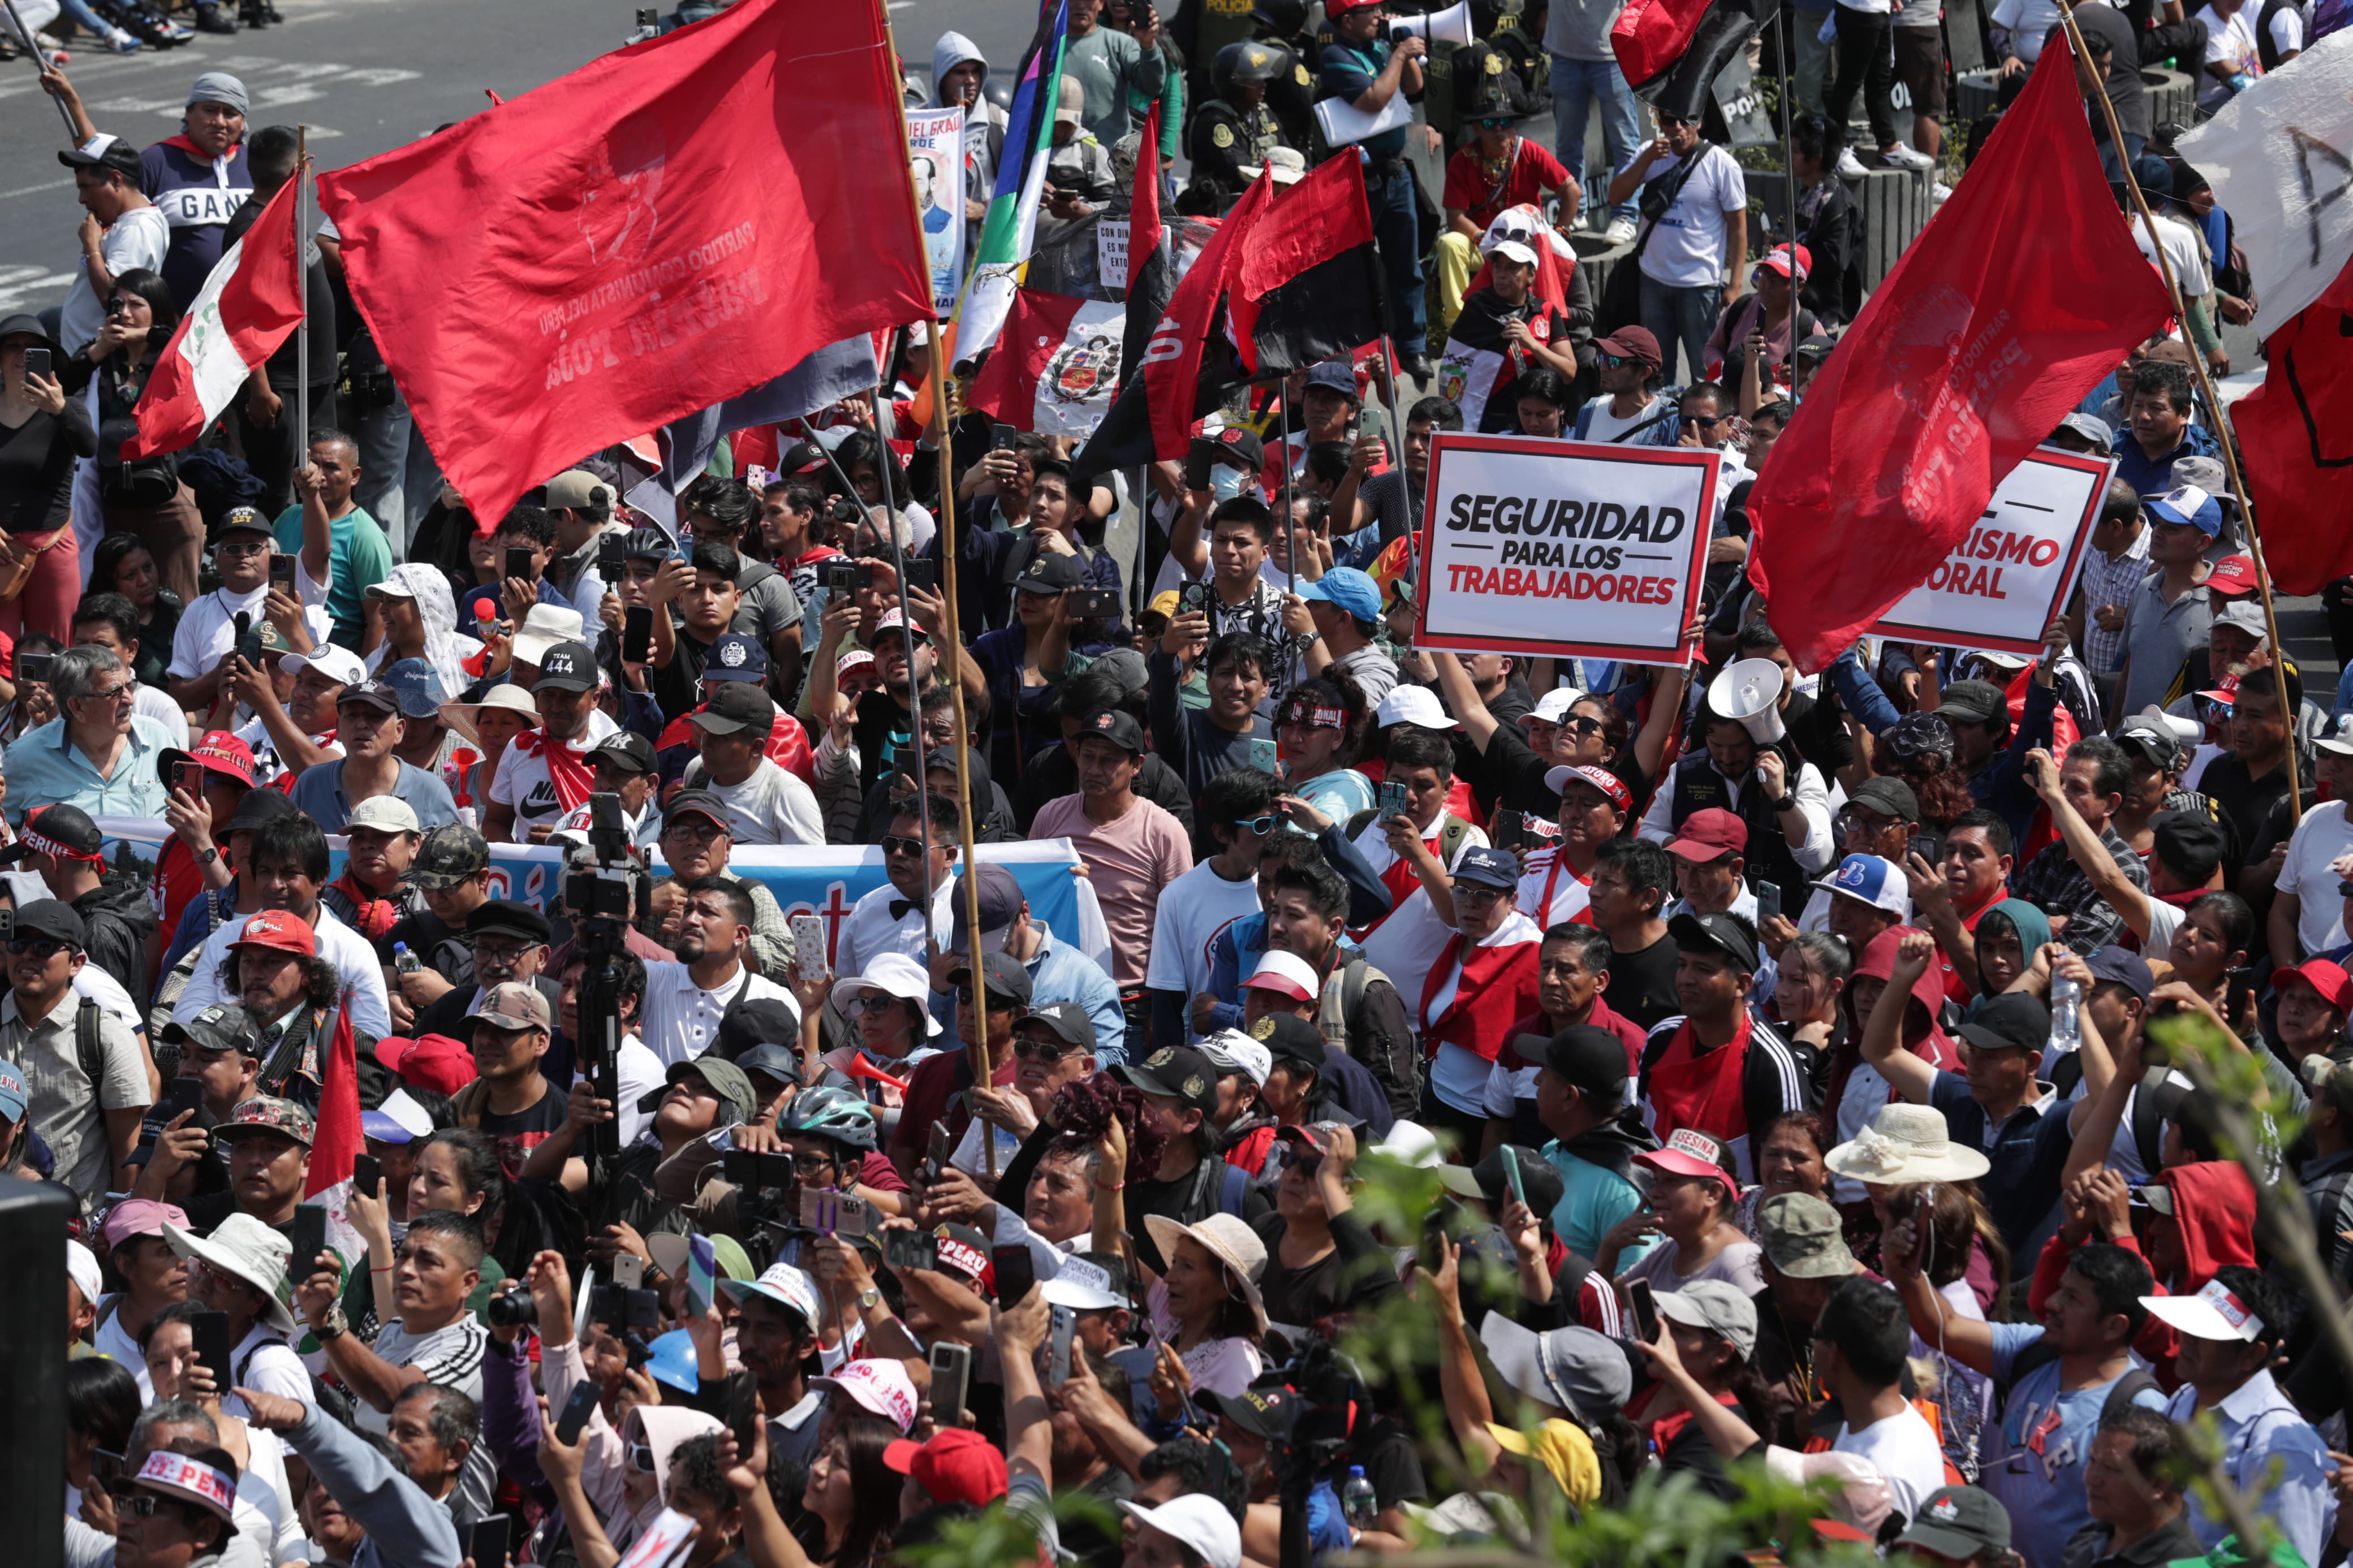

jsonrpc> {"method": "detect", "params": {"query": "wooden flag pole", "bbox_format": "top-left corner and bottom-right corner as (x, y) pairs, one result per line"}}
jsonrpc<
(876, 0), (999, 1176)
(2053, 0), (2299, 822)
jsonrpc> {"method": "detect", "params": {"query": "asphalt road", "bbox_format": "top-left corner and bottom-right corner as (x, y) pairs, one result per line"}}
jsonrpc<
(0, 0), (1036, 316)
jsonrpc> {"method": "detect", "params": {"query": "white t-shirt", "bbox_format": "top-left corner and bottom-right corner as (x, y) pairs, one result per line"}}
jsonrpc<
(223, 1323), (313, 1419)
(132, 682), (190, 750)
(683, 756), (826, 846)
(166, 583), (333, 680)
(2196, 3), (2261, 103)
(93, 1298), (153, 1399)
(2132, 212), (2212, 298)
(2274, 797), (2353, 956)
(356, 1314), (491, 1433)
(576, 1034), (662, 1148)
(486, 707), (620, 841)
(233, 714), (341, 789)
(1144, 861), (1263, 1040)
(1618, 1236), (1768, 1295)
(59, 204), (171, 355)
(1990, 0), (2067, 59)
(1833, 1403), (1950, 1525)
(1623, 144), (1747, 288)
(640, 959), (799, 1068)
(1581, 393), (1675, 444)
(2266, 0), (2305, 54)
(834, 878), (955, 983)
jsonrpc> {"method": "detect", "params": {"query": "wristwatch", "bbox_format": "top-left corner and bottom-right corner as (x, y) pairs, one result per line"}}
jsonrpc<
(314, 1302), (348, 1341)
(1771, 795), (1798, 814)
(196, 846), (219, 867)
(857, 1287), (882, 1312)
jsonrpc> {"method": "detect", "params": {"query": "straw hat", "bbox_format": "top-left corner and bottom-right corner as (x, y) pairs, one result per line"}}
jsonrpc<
(439, 680), (542, 746)
(1144, 1213), (1268, 1334)
(1823, 1103), (1991, 1185)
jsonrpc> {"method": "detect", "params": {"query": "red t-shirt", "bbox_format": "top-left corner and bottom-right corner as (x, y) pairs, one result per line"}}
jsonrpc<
(1441, 139), (1570, 232)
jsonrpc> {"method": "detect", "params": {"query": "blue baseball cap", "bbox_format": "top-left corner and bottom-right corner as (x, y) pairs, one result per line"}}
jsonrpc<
(0, 1057), (25, 1122)
(1296, 567), (1382, 623)
(2144, 485), (2222, 537)
(379, 658), (448, 720)
(703, 632), (768, 682)
(1817, 853), (1909, 917)
(1452, 845), (1522, 892)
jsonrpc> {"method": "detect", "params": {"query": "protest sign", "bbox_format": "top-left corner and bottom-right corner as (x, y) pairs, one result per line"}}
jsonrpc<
(1097, 218), (1130, 293)
(1864, 448), (2113, 658)
(1414, 434), (1717, 664)
(97, 820), (1113, 977)
(907, 106), (966, 317)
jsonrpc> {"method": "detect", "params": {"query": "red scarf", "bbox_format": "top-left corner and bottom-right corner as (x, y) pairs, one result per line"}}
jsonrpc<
(327, 866), (400, 942)
(1419, 914), (1543, 1062)
(1644, 1013), (1754, 1150)
(510, 728), (597, 814)
(160, 133), (240, 162)
(653, 709), (815, 783)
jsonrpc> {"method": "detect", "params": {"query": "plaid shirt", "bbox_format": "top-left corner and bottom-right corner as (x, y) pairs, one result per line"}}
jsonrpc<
(2015, 823), (2152, 954)
(2079, 527), (2152, 674)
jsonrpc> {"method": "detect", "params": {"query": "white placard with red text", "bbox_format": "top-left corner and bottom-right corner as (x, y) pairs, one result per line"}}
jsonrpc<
(1415, 433), (1717, 665)
(1866, 448), (2115, 657)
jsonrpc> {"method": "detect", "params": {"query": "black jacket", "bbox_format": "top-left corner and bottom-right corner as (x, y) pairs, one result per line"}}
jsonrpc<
(75, 874), (156, 1005)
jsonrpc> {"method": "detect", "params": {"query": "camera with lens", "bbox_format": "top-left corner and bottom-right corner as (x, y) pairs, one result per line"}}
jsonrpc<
(562, 793), (645, 926)
(486, 1283), (540, 1329)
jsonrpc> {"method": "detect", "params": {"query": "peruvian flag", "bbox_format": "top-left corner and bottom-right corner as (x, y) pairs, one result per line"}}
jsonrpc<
(294, 992), (367, 1341)
(1419, 911), (1545, 1063)
(966, 290), (1127, 437)
(122, 178), (304, 461)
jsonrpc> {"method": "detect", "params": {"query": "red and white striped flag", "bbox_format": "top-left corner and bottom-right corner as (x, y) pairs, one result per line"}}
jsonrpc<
(964, 288), (1126, 438)
(124, 177), (306, 460)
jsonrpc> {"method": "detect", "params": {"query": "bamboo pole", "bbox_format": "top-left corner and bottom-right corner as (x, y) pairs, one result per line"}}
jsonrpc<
(2053, 0), (2300, 822)
(875, 0), (999, 1177)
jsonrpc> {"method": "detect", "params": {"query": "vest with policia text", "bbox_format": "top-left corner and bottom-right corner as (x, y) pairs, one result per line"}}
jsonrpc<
(1667, 751), (1805, 903)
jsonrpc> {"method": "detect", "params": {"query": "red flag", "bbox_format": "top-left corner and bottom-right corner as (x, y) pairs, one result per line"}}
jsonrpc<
(123, 178), (304, 461)
(1141, 172), (1272, 459)
(306, 994), (363, 1198)
(1746, 43), (2173, 673)
(2235, 250), (2353, 596)
(318, 0), (931, 525)
(1229, 155), (1378, 373)
(1128, 102), (1161, 295)
(1610, 0), (1716, 89)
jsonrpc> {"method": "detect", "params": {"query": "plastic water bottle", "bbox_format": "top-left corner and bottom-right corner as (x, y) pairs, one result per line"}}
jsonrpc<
(2048, 973), (2082, 1054)
(393, 942), (422, 977)
(1342, 1466), (1378, 1532)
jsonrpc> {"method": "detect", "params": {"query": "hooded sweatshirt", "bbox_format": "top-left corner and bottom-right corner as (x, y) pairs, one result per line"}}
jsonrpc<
(2026, 1158), (2257, 1371)
(1828, 926), (1963, 1201)
(929, 32), (1009, 211)
(1967, 900), (2052, 1005)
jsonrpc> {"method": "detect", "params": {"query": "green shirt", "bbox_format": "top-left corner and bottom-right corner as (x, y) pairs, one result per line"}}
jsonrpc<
(274, 502), (394, 647)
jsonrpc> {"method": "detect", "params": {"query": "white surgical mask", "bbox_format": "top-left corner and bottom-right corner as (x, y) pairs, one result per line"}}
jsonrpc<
(1210, 465), (1256, 503)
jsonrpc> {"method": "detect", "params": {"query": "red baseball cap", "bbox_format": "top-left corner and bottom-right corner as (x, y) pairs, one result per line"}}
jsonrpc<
(376, 1034), (480, 1095)
(2204, 555), (2259, 598)
(1666, 807), (1748, 862)
(161, 731), (258, 791)
(883, 1428), (1007, 1506)
(230, 909), (317, 958)
(2270, 958), (2353, 1012)
(1754, 243), (1813, 280)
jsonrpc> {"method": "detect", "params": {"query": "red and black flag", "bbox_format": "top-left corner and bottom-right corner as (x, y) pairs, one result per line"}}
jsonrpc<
(1119, 101), (1170, 388)
(2236, 248), (2353, 595)
(1229, 155), (1385, 375)
(1611, 0), (1778, 122)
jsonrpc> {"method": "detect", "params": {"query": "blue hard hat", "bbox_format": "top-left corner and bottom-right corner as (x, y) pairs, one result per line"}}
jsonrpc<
(645, 1328), (700, 1396)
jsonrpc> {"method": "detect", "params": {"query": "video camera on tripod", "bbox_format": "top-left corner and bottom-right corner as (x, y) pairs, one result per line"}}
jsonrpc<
(568, 793), (651, 1191)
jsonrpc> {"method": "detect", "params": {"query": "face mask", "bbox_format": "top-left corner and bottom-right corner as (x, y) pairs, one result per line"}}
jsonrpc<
(1210, 464), (1256, 503)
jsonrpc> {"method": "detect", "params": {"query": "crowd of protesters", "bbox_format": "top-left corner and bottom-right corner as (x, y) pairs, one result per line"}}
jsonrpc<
(9, 2), (2353, 1568)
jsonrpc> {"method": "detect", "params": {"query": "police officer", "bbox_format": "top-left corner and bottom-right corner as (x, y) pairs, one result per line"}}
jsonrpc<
(1249, 0), (1325, 150)
(1188, 40), (1298, 191)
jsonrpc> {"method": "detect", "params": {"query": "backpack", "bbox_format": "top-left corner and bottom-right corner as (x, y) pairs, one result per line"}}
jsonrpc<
(2002, 1340), (2162, 1424)
(72, 999), (106, 1099)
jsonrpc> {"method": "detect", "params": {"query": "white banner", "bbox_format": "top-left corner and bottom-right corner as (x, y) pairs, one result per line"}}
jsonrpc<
(1415, 434), (1717, 664)
(906, 106), (966, 318)
(1865, 448), (2114, 656)
(1097, 218), (1130, 293)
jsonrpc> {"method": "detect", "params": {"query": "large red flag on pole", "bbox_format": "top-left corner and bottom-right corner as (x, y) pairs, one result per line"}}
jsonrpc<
(1746, 42), (2173, 673)
(318, 0), (931, 525)
(122, 178), (304, 461)
(2234, 250), (2353, 596)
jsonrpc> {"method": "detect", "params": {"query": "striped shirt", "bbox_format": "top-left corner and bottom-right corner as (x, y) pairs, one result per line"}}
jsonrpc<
(2079, 524), (2152, 673)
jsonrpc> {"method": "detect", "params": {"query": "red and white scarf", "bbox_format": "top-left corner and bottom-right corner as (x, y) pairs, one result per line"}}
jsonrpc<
(509, 727), (597, 814)
(1419, 910), (1544, 1063)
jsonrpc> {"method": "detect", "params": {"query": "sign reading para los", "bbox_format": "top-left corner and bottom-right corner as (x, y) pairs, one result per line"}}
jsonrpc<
(1415, 434), (1717, 664)
(1865, 448), (2113, 657)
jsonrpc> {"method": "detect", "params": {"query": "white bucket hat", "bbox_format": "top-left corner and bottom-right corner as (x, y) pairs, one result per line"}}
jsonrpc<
(510, 603), (587, 666)
(830, 953), (944, 1036)
(165, 1212), (299, 1334)
(1823, 1103), (1991, 1185)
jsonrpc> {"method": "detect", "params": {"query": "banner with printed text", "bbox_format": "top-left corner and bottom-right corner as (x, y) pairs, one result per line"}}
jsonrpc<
(1863, 449), (2113, 658)
(1415, 434), (1717, 664)
(92, 821), (1111, 978)
(907, 106), (967, 317)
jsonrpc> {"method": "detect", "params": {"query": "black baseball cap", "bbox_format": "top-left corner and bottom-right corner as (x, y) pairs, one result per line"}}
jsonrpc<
(2151, 809), (2228, 888)
(692, 681), (774, 735)
(1012, 554), (1085, 595)
(535, 641), (598, 694)
(1930, 680), (2007, 726)
(1668, 910), (1760, 973)
(466, 900), (553, 945)
(1113, 1045), (1219, 1116)
(1071, 708), (1145, 755)
(59, 135), (141, 178)
(1845, 776), (1920, 823)
(1894, 1487), (2012, 1562)
(1515, 1023), (1630, 1099)
(1017, 1000), (1096, 1050)
(1194, 1385), (1295, 1439)
(715, 999), (805, 1066)
(589, 731), (657, 775)
(947, 950), (1033, 1007)
(1471, 1144), (1565, 1221)
(1251, 1013), (1326, 1071)
(337, 679), (403, 715)
(12, 899), (85, 949)
(2084, 946), (2154, 1004)
(1956, 991), (2048, 1055)
(665, 789), (733, 833)
(224, 787), (300, 836)
(162, 1002), (261, 1057)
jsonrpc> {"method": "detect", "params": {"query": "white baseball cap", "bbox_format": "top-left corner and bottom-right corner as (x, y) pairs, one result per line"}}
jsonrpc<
(283, 645), (368, 686)
(2141, 1276), (2265, 1343)
(1121, 1496), (1242, 1568)
(831, 953), (945, 1035)
(1490, 237), (1540, 267)
(66, 1238), (101, 1306)
(1040, 1254), (1128, 1311)
(1371, 1119), (1485, 1198)
(1376, 685), (1458, 731)
(347, 794), (422, 835)
(721, 1259), (822, 1328)
(1242, 949), (1320, 1003)
(1197, 1028), (1272, 1087)
(1524, 687), (1587, 725)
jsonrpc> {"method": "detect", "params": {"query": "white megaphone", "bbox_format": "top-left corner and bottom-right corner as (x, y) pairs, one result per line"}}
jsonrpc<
(1389, 1), (1475, 47)
(1709, 657), (1787, 746)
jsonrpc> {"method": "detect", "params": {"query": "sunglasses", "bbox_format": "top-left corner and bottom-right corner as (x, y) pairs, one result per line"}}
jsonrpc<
(1013, 1035), (1080, 1064)
(1232, 814), (1279, 835)
(954, 986), (1020, 1011)
(6, 937), (74, 960)
(627, 1441), (657, 1473)
(1287, 1151), (1324, 1180)
(1561, 714), (1606, 736)
(109, 1491), (191, 1519)
(880, 834), (929, 857)
(1663, 115), (1700, 127)
(214, 539), (271, 558)
(1688, 414), (1724, 429)
(1455, 885), (1510, 906)
(843, 995), (912, 1020)
(1476, 116), (1514, 130)
(1598, 352), (1648, 370)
